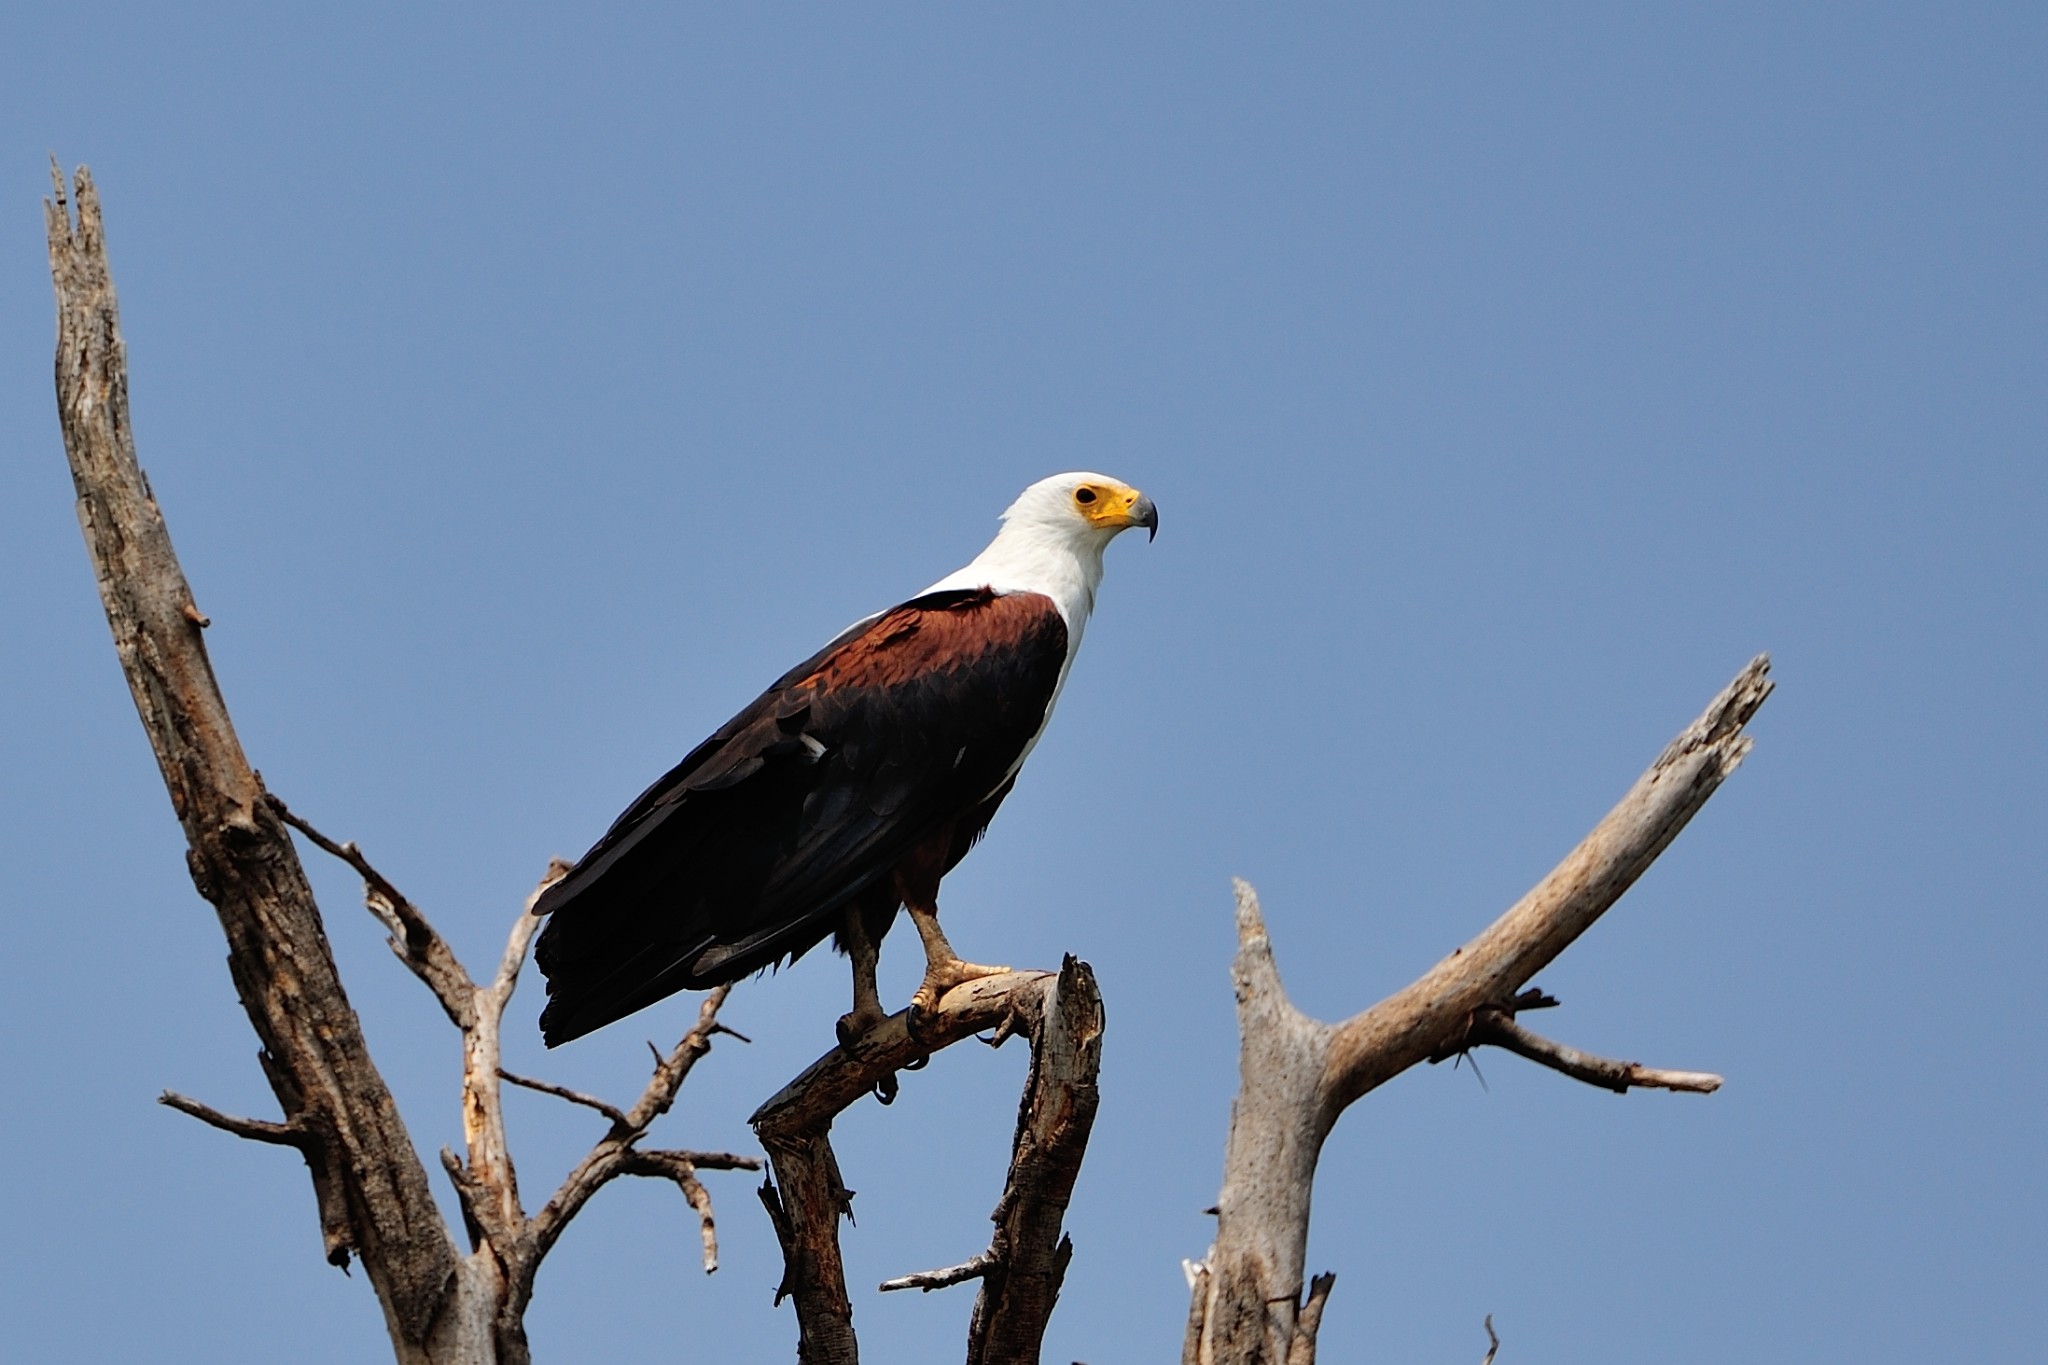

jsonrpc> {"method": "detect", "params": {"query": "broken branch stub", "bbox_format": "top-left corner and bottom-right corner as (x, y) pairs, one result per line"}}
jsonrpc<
(752, 958), (1106, 1365)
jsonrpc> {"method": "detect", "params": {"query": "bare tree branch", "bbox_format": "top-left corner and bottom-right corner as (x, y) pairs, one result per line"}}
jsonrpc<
(525, 986), (740, 1271)
(1185, 657), (1770, 1364)
(613, 1148), (761, 1274)
(758, 1129), (860, 1365)
(965, 956), (1105, 1365)
(881, 1253), (999, 1294)
(751, 970), (1055, 1138)
(268, 794), (475, 1027)
(498, 1070), (631, 1127)
(1322, 656), (1771, 1114)
(159, 1090), (311, 1147)
(1464, 1006), (1723, 1094)
(1482, 1313), (1501, 1365)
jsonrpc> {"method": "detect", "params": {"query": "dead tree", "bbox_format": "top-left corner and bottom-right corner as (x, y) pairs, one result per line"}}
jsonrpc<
(48, 164), (1769, 1364)
(1181, 658), (1769, 1364)
(46, 163), (761, 1365)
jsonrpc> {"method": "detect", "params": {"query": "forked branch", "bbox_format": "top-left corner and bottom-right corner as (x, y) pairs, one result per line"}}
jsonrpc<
(1463, 1005), (1723, 1094)
(1184, 656), (1771, 1364)
(751, 958), (1106, 1365)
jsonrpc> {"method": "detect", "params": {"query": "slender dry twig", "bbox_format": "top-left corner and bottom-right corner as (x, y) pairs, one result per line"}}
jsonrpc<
(526, 986), (739, 1268)
(268, 794), (476, 1027)
(881, 1252), (999, 1293)
(1481, 1313), (1500, 1365)
(1466, 1007), (1723, 1094)
(498, 1070), (631, 1127)
(159, 1091), (311, 1147)
(614, 1148), (763, 1273)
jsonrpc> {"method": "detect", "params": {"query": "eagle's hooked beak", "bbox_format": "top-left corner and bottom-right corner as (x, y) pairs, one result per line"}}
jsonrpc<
(1129, 492), (1159, 541)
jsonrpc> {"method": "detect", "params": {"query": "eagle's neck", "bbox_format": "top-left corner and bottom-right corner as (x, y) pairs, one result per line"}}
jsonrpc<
(921, 520), (1104, 643)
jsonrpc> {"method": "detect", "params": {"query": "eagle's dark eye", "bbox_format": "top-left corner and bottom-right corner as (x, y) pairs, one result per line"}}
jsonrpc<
(1075, 487), (1098, 505)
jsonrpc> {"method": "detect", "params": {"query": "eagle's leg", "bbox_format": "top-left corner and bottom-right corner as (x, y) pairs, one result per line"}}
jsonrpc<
(834, 902), (887, 1049)
(903, 899), (1009, 1019)
(892, 832), (1007, 1028)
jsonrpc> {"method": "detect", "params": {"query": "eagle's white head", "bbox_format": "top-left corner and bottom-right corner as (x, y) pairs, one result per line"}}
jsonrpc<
(924, 472), (1156, 631)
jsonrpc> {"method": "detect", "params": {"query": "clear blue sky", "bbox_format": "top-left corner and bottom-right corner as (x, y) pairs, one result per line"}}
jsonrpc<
(4, 6), (2041, 1362)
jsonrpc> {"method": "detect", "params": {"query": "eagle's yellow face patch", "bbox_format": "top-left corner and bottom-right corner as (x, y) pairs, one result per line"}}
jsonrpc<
(1071, 480), (1157, 536)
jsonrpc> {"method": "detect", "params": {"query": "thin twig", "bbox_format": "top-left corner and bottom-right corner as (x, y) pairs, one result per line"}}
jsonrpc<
(498, 1070), (630, 1128)
(266, 794), (475, 1027)
(880, 1251), (999, 1293)
(526, 986), (741, 1264)
(640, 1149), (763, 1172)
(617, 1149), (759, 1273)
(1482, 1312), (1500, 1365)
(1470, 1008), (1723, 1094)
(488, 859), (567, 1005)
(159, 1090), (310, 1147)
(625, 985), (734, 1130)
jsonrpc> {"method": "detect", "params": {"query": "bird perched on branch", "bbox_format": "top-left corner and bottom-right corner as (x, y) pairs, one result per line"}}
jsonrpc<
(532, 473), (1156, 1048)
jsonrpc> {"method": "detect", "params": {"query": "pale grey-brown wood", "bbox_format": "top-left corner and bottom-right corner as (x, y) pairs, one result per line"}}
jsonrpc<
(1183, 657), (1770, 1364)
(50, 164), (756, 1365)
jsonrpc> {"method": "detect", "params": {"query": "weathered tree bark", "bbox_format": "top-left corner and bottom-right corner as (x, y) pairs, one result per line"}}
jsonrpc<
(48, 164), (756, 1365)
(752, 958), (1106, 1365)
(1182, 656), (1770, 1364)
(48, 160), (458, 1361)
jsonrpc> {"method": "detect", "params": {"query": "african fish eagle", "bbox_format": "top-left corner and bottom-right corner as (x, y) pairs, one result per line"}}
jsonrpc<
(532, 472), (1157, 1047)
